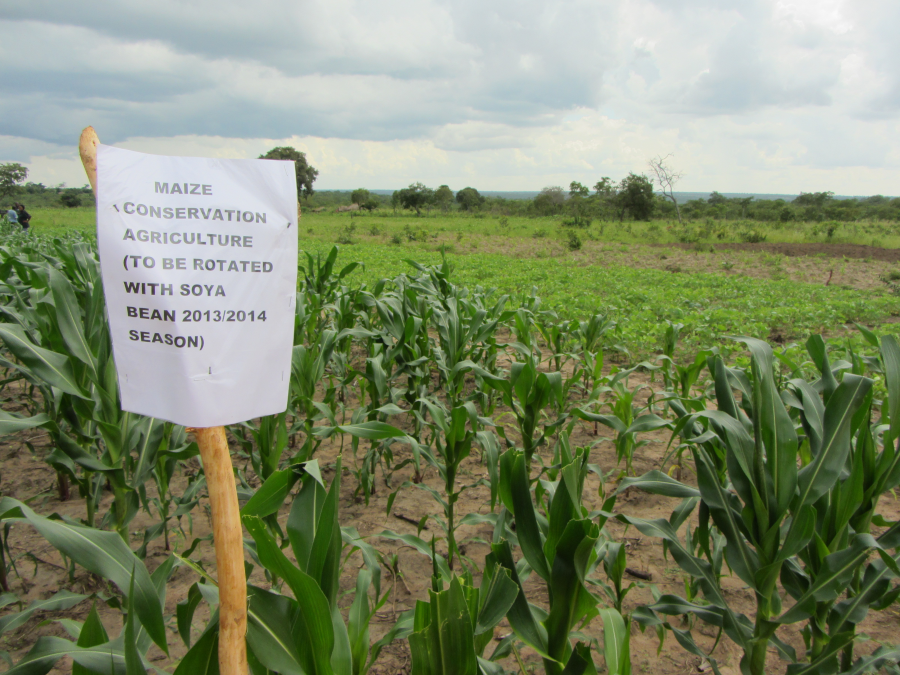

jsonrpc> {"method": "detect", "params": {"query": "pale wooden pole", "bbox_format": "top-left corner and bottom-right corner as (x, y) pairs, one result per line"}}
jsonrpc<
(190, 426), (248, 675)
(79, 127), (248, 675)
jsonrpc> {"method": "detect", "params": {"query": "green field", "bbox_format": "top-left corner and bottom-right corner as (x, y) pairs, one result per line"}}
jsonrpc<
(29, 205), (900, 248)
(20, 207), (900, 358)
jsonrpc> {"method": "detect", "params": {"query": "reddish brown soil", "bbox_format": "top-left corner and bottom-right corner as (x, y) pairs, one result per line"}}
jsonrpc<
(0, 366), (898, 675)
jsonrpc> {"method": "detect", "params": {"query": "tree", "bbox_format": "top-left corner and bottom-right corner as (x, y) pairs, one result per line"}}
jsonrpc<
(533, 186), (566, 215)
(616, 173), (655, 221)
(350, 188), (371, 206)
(59, 190), (81, 208)
(793, 191), (834, 222)
(794, 191), (834, 208)
(350, 188), (379, 211)
(569, 181), (589, 198)
(708, 191), (728, 206)
(0, 163), (28, 201)
(648, 155), (684, 223)
(591, 177), (617, 220)
(593, 178), (615, 198)
(434, 185), (454, 213)
(566, 181), (591, 226)
(258, 147), (318, 200)
(455, 187), (485, 211)
(395, 182), (434, 215)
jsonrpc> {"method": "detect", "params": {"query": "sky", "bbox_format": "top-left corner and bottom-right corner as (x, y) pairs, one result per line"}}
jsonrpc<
(1, 0), (898, 195)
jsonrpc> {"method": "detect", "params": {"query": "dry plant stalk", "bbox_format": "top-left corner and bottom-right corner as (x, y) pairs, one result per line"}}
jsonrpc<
(78, 127), (248, 675)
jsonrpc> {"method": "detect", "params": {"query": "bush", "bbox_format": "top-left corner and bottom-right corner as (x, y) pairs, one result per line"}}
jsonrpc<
(336, 223), (356, 245)
(566, 230), (582, 251)
(676, 227), (700, 244)
(739, 229), (767, 243)
(59, 192), (81, 208)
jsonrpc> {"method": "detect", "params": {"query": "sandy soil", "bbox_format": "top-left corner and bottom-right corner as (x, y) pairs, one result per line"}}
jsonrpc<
(0, 363), (898, 675)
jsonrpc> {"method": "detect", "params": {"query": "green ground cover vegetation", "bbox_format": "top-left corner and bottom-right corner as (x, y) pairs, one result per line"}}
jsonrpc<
(10, 209), (900, 359)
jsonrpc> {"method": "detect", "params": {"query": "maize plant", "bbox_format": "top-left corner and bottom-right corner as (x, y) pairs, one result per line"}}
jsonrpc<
(0, 249), (186, 544)
(298, 246), (360, 344)
(230, 410), (290, 484)
(484, 354), (564, 471)
(574, 371), (669, 476)
(493, 441), (628, 675)
(289, 327), (338, 460)
(408, 549), (519, 675)
(0, 496), (171, 668)
(432, 296), (503, 406)
(240, 457), (409, 675)
(535, 311), (577, 373)
(406, 399), (486, 569)
(576, 312), (616, 395)
(620, 336), (900, 675)
(776, 333), (900, 672)
(371, 282), (435, 437)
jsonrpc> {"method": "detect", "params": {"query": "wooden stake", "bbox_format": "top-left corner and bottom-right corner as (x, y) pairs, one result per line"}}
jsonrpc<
(78, 128), (248, 675)
(192, 426), (248, 675)
(78, 126), (100, 192)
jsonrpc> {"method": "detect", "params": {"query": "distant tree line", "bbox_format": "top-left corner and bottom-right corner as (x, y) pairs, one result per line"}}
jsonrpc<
(4, 151), (900, 223)
(0, 164), (94, 208)
(366, 179), (900, 223)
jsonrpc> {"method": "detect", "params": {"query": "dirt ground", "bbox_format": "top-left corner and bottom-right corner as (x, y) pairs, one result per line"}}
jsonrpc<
(662, 242), (900, 264)
(1, 365), (899, 675)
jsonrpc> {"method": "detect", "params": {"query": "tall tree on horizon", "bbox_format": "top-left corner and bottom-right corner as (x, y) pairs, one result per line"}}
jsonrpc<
(259, 147), (318, 201)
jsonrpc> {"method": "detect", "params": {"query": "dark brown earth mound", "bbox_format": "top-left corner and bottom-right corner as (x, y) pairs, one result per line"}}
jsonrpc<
(667, 242), (900, 262)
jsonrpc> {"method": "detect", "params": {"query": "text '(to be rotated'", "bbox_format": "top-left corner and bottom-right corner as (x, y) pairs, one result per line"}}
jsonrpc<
(122, 256), (274, 273)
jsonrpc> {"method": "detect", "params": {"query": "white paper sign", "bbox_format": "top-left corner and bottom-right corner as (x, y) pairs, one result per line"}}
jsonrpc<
(96, 145), (298, 427)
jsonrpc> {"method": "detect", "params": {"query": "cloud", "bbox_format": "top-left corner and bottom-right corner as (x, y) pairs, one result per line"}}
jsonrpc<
(1, 0), (898, 194)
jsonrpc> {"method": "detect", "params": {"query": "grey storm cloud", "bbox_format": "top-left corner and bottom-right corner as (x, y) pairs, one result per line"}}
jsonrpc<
(0, 0), (622, 147)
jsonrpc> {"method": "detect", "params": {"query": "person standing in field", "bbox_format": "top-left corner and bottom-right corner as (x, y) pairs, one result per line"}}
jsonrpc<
(5, 205), (18, 228)
(15, 203), (31, 232)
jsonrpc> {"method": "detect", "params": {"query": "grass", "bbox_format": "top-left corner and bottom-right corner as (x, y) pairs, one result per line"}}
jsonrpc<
(26, 207), (96, 234)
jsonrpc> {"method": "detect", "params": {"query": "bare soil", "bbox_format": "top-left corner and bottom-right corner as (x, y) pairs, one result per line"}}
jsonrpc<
(1, 366), (898, 675)
(665, 242), (900, 263)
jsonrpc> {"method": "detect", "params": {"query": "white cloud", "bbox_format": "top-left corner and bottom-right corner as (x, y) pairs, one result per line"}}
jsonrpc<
(0, 0), (898, 194)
